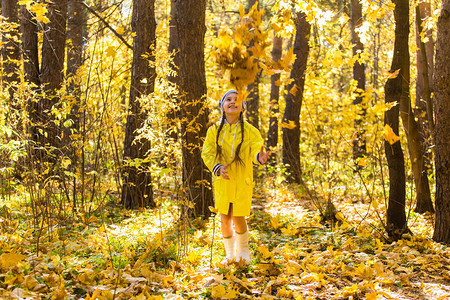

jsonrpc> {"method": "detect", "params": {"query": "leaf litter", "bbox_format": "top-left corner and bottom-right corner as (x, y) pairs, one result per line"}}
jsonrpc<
(0, 179), (449, 299)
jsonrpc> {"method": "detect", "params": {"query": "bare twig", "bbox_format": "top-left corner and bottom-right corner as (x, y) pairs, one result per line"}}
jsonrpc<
(82, 2), (133, 50)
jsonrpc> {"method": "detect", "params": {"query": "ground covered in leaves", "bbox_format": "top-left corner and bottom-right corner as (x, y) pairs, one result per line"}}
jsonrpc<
(1, 179), (449, 299)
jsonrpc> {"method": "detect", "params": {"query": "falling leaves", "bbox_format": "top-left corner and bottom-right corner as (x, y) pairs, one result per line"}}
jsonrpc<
(280, 120), (296, 129)
(384, 124), (401, 145)
(383, 68), (401, 79)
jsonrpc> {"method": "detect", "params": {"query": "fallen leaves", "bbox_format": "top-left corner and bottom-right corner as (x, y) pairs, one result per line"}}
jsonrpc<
(0, 182), (448, 300)
(0, 252), (26, 270)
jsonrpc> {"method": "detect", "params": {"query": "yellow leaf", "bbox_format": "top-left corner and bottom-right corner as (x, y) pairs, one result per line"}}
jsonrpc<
(281, 120), (296, 129)
(0, 252), (27, 270)
(236, 89), (249, 107)
(78, 269), (96, 285)
(325, 36), (336, 45)
(116, 27), (125, 35)
(187, 251), (201, 265)
(279, 47), (295, 70)
(35, 15), (50, 23)
(29, 3), (50, 24)
(384, 124), (401, 145)
(105, 46), (116, 57)
(209, 206), (219, 214)
(140, 265), (153, 279)
(23, 274), (39, 290)
(357, 157), (368, 167)
(281, 224), (297, 236)
(18, 0), (33, 5)
(257, 245), (273, 260)
(270, 213), (282, 230)
(259, 62), (275, 76)
(289, 84), (298, 96)
(372, 198), (379, 210)
(162, 275), (173, 287)
(61, 157), (71, 169)
(4, 274), (17, 285)
(210, 284), (227, 299)
(365, 291), (379, 300)
(342, 284), (358, 297)
(383, 68), (400, 79)
(335, 212), (346, 222)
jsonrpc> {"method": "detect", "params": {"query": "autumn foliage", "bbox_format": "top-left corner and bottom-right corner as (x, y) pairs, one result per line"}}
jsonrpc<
(0, 0), (448, 299)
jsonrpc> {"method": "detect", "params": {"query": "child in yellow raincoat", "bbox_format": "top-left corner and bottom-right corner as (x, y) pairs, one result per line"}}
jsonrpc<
(202, 89), (270, 264)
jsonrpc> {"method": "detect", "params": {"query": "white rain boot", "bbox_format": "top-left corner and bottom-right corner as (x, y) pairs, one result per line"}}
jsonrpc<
(236, 231), (250, 264)
(221, 235), (236, 264)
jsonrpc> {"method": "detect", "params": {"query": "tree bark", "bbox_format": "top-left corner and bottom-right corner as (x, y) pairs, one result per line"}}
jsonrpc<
(267, 35), (282, 162)
(246, 77), (260, 129)
(245, 0), (260, 129)
(400, 105), (433, 214)
(433, 0), (450, 245)
(413, 1), (435, 213)
(66, 0), (85, 209)
(66, 0), (85, 141)
(282, 12), (310, 183)
(39, 0), (68, 154)
(121, 0), (156, 209)
(415, 1), (435, 135)
(350, 0), (366, 160)
(384, 0), (410, 241)
(20, 3), (41, 155)
(166, 0), (180, 141)
(395, 0), (433, 216)
(20, 5), (40, 88)
(175, 0), (213, 218)
(1, 0), (20, 101)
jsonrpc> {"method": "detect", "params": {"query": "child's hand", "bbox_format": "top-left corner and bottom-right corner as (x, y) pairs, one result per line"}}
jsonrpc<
(258, 146), (271, 164)
(220, 164), (230, 180)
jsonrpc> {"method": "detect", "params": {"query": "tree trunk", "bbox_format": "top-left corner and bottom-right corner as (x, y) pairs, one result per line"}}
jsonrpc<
(66, 0), (84, 142)
(39, 0), (68, 156)
(175, 0), (212, 218)
(166, 0), (180, 141)
(396, 0), (433, 216)
(20, 5), (40, 88)
(66, 0), (85, 209)
(413, 1), (435, 213)
(350, 0), (366, 160)
(282, 12), (310, 183)
(433, 0), (450, 245)
(247, 77), (260, 129)
(121, 0), (156, 209)
(245, 0), (260, 129)
(1, 0), (20, 103)
(384, 0), (410, 241)
(20, 3), (41, 153)
(415, 1), (435, 136)
(400, 106), (433, 214)
(267, 35), (282, 162)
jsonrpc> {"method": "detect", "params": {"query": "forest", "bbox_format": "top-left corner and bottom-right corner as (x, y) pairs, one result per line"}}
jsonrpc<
(0, 0), (449, 299)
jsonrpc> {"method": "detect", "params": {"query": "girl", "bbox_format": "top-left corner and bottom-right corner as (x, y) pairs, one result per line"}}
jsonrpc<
(202, 89), (270, 264)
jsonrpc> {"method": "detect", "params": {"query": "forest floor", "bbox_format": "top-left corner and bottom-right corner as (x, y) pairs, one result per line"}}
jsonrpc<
(0, 177), (449, 299)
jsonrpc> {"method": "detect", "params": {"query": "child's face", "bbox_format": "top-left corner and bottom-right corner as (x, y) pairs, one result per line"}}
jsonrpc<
(222, 93), (242, 115)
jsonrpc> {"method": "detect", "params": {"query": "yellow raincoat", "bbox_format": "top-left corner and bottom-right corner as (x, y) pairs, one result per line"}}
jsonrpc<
(202, 121), (264, 216)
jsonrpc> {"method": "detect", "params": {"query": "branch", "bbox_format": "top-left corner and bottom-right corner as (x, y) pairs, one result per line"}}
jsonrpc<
(82, 2), (133, 50)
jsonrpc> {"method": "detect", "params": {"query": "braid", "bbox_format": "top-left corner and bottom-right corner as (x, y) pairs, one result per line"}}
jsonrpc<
(232, 112), (245, 166)
(215, 112), (226, 161)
